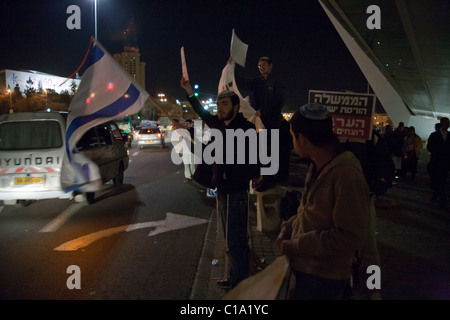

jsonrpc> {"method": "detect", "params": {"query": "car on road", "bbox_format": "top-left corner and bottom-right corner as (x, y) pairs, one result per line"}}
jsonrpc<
(76, 121), (130, 202)
(136, 127), (165, 149)
(0, 112), (71, 205)
(132, 125), (142, 142)
(0, 112), (129, 205)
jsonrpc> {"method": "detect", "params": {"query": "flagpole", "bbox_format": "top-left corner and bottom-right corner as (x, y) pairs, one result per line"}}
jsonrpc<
(59, 38), (94, 87)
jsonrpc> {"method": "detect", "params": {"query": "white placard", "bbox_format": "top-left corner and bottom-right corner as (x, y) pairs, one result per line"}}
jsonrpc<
(181, 46), (189, 80)
(230, 29), (248, 67)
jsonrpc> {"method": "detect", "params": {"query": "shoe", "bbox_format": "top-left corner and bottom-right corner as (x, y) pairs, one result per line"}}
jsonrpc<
(184, 178), (191, 183)
(216, 279), (232, 290)
(255, 180), (276, 192)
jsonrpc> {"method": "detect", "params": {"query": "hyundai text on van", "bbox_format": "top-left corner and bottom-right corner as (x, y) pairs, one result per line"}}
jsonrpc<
(0, 112), (129, 205)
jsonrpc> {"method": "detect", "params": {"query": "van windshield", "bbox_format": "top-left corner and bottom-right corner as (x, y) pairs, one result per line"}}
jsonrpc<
(0, 120), (63, 150)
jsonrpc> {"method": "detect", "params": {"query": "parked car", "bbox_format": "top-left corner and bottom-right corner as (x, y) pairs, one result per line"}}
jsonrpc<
(136, 127), (165, 149)
(0, 112), (129, 205)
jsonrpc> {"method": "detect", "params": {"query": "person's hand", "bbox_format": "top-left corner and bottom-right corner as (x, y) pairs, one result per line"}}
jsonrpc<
(276, 231), (288, 251)
(280, 240), (295, 256)
(173, 122), (183, 130)
(180, 76), (194, 96)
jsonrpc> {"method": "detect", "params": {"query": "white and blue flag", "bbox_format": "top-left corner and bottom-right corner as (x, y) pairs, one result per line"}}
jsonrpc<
(61, 39), (149, 192)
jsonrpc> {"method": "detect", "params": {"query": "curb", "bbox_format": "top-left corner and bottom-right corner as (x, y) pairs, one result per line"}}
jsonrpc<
(190, 208), (226, 300)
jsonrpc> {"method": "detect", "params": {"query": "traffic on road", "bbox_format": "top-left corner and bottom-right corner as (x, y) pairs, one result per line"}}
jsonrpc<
(0, 138), (213, 300)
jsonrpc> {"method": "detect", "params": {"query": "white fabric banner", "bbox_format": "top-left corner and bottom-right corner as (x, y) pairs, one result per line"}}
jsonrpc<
(218, 63), (264, 132)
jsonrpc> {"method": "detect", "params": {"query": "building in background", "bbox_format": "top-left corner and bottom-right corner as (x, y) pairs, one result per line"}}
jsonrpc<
(113, 46), (146, 89)
(0, 69), (80, 95)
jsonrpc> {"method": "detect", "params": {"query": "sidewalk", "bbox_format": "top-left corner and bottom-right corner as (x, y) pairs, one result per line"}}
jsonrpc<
(191, 148), (450, 300)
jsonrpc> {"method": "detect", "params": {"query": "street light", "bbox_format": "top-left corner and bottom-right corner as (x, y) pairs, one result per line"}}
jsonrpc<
(44, 89), (48, 110)
(94, 0), (98, 40)
(194, 84), (199, 97)
(158, 93), (167, 102)
(7, 88), (12, 114)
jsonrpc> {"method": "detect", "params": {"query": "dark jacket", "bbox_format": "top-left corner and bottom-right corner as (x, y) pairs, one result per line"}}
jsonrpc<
(188, 95), (260, 194)
(235, 73), (284, 130)
(427, 130), (450, 171)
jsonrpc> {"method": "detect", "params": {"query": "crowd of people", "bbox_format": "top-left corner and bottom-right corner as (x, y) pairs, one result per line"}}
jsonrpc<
(375, 121), (423, 181)
(174, 51), (449, 299)
(374, 118), (450, 210)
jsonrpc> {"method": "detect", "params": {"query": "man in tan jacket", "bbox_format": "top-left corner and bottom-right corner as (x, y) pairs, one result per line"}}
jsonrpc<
(277, 103), (370, 299)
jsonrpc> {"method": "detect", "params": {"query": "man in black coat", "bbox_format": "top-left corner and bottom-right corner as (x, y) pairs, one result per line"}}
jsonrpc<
(233, 56), (285, 191)
(180, 76), (260, 289)
(427, 117), (450, 208)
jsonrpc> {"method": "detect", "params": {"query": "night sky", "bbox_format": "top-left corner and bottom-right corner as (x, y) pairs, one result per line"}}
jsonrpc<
(0, 0), (369, 111)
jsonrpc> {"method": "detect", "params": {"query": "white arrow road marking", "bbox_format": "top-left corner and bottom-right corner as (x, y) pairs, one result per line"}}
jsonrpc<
(53, 212), (208, 251)
(39, 202), (86, 233)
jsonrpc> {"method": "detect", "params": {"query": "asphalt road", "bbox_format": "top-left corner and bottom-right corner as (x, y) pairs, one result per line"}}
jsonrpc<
(0, 141), (215, 300)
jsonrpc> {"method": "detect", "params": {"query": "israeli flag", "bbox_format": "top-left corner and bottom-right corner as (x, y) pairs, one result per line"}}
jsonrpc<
(61, 39), (149, 192)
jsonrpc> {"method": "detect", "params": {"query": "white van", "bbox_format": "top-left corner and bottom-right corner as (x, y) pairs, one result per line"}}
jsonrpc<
(0, 112), (71, 205)
(0, 112), (129, 205)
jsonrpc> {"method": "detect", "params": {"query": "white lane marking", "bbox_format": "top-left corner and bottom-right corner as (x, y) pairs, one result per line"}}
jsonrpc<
(39, 202), (86, 233)
(54, 212), (208, 251)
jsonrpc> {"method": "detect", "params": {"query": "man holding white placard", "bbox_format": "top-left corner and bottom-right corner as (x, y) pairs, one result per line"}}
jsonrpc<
(230, 55), (285, 191)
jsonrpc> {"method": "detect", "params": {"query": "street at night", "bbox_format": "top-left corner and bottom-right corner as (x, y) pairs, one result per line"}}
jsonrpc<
(0, 0), (449, 309)
(0, 142), (212, 299)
